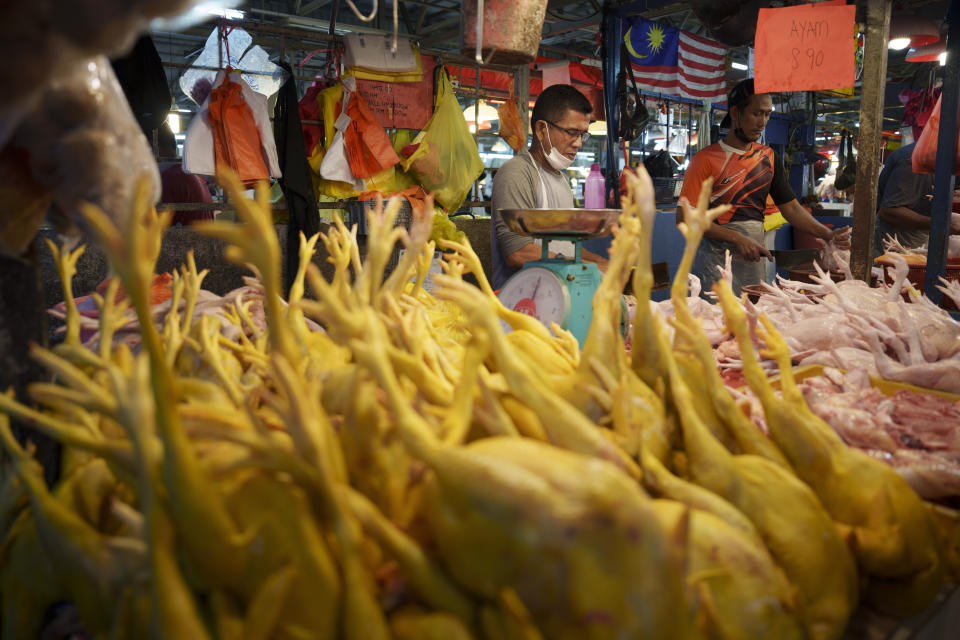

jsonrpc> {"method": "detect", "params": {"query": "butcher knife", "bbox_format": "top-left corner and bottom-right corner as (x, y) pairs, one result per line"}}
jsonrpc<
(624, 262), (671, 294)
(770, 249), (820, 269)
(651, 261), (671, 290)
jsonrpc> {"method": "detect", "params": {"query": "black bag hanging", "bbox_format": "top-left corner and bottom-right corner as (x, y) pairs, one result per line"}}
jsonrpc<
(643, 150), (677, 179)
(834, 129), (857, 191)
(618, 43), (651, 142)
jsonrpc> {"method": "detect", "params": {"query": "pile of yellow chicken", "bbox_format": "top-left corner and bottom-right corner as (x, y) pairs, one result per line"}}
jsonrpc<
(0, 168), (956, 640)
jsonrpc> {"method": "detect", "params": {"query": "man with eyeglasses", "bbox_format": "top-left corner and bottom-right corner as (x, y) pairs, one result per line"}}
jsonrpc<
(490, 84), (609, 290)
(678, 78), (849, 295)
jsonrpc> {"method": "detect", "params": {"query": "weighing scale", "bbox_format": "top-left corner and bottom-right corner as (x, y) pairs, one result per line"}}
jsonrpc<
(497, 208), (621, 345)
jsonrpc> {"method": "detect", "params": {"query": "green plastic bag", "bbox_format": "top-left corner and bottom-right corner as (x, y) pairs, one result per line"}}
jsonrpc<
(401, 69), (484, 212)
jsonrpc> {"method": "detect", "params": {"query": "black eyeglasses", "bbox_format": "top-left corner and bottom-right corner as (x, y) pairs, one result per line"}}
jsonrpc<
(542, 120), (590, 144)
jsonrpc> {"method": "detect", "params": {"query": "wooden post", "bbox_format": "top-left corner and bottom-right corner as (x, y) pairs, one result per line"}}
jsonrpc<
(0, 243), (59, 486)
(850, 0), (891, 281)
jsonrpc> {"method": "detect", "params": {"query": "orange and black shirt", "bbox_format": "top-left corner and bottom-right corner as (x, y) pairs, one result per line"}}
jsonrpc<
(679, 141), (795, 225)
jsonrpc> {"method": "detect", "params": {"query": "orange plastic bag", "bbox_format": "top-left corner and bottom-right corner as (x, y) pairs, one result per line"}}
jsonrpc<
(206, 76), (270, 185)
(913, 94), (960, 175)
(344, 86), (401, 179)
(498, 94), (526, 151)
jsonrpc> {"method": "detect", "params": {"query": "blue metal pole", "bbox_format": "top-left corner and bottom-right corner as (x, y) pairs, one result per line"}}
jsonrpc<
(602, 8), (621, 206)
(924, 0), (960, 303)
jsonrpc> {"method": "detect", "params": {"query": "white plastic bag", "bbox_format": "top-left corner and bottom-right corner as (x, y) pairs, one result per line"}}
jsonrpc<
(318, 78), (365, 190)
(10, 56), (160, 232)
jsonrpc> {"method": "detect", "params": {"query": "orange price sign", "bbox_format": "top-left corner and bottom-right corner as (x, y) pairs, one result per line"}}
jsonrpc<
(753, 3), (856, 93)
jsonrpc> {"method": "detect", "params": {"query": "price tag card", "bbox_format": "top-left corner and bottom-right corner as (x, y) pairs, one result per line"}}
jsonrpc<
(754, 3), (856, 93)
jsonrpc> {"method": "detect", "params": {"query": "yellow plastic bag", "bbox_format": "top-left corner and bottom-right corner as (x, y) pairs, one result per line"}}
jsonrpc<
(401, 68), (483, 212)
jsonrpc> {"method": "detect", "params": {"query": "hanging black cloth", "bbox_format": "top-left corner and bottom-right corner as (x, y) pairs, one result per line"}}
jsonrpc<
(110, 35), (172, 136)
(273, 61), (321, 295)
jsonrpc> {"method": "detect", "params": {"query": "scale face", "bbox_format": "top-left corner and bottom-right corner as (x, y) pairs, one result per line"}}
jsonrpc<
(496, 208), (621, 345)
(498, 267), (570, 330)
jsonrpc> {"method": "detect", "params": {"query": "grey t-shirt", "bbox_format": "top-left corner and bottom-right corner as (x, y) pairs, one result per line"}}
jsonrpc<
(490, 148), (575, 289)
(874, 142), (935, 254)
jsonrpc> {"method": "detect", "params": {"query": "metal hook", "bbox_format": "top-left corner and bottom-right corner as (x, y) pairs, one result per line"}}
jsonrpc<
(475, 0), (484, 64)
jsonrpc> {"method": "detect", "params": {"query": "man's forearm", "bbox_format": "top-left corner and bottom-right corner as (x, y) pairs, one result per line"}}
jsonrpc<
(504, 243), (546, 269)
(703, 222), (745, 244)
(582, 249), (609, 271)
(878, 206), (932, 231)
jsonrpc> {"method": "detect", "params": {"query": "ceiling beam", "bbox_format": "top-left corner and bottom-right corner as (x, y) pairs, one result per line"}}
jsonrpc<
(541, 16), (601, 39)
(418, 16), (459, 35)
(398, 0), (415, 35)
(299, 0), (334, 16)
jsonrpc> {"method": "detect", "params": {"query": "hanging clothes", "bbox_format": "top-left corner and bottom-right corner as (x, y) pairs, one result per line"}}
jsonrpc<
(273, 60), (322, 293)
(182, 69), (281, 183)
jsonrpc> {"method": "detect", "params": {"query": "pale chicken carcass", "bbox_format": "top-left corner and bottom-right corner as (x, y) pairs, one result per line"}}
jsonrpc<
(853, 312), (960, 394)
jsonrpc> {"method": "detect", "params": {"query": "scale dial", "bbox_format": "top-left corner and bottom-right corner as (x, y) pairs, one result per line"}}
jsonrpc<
(497, 267), (570, 331)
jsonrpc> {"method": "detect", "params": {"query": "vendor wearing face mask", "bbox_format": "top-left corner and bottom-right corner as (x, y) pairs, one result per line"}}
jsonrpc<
(678, 78), (850, 295)
(490, 84), (609, 290)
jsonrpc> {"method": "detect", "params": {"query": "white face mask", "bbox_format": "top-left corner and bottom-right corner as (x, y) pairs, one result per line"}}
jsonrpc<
(540, 125), (574, 171)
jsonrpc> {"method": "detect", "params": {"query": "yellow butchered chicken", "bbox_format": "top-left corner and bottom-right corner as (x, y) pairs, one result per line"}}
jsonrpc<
(0, 164), (952, 639)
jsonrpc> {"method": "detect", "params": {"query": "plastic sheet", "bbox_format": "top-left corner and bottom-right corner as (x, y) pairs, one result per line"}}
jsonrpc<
(7, 56), (160, 239)
(0, 0), (200, 148)
(179, 27), (287, 105)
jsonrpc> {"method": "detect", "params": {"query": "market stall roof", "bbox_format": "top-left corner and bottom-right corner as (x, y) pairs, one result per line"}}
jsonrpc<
(149, 0), (951, 134)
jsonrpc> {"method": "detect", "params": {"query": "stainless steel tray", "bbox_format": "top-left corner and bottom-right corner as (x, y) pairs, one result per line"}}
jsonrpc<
(500, 208), (621, 238)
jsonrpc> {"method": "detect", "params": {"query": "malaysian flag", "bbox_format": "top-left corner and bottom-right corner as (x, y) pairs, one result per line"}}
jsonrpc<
(622, 16), (726, 102)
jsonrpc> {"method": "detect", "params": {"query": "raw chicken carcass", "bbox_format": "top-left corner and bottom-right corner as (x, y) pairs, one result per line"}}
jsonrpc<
(869, 449), (960, 500)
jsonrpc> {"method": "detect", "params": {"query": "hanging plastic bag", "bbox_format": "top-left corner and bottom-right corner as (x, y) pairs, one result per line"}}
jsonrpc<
(319, 107), (366, 190)
(913, 94), (960, 175)
(401, 68), (484, 212)
(497, 92), (525, 151)
(343, 34), (423, 82)
(311, 83), (410, 198)
(309, 83), (360, 198)
(341, 76), (401, 178)
(184, 70), (281, 182)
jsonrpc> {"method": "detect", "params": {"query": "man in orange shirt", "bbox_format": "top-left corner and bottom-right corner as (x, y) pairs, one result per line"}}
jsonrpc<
(678, 78), (849, 294)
